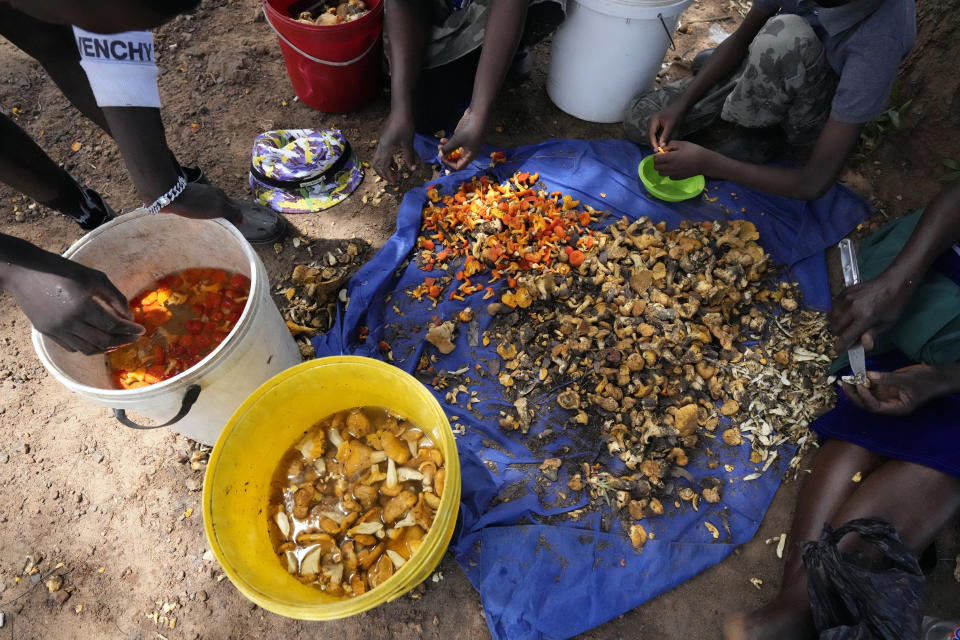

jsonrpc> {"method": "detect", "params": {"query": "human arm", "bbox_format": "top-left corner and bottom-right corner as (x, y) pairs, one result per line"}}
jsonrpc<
(842, 363), (960, 415)
(372, 0), (431, 184)
(0, 233), (143, 354)
(100, 106), (243, 221)
(654, 119), (862, 200)
(439, 0), (527, 170)
(647, 6), (772, 149)
(830, 179), (960, 350)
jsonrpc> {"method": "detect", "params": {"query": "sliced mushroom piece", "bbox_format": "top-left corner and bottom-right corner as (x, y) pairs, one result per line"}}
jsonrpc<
(357, 505), (382, 524)
(300, 545), (322, 576)
(381, 458), (402, 497)
(381, 431), (411, 464)
(435, 468), (446, 497)
(341, 540), (358, 572)
(336, 511), (359, 536)
(423, 492), (441, 509)
(410, 494), (434, 531)
(346, 408), (372, 438)
(348, 521), (385, 537)
(318, 518), (340, 535)
(353, 484), (379, 509)
(383, 490), (418, 523)
(351, 574), (367, 596)
(284, 550), (298, 574)
(275, 510), (291, 539)
(292, 487), (313, 519)
(353, 533), (377, 546)
(296, 532), (337, 553)
(393, 512), (417, 528)
(358, 542), (384, 570)
(396, 467), (423, 483)
(328, 426), (344, 449)
(418, 461), (437, 488)
(368, 553), (394, 588)
(341, 441), (375, 477)
(399, 430), (422, 458)
(322, 562), (345, 587)
(386, 549), (407, 570)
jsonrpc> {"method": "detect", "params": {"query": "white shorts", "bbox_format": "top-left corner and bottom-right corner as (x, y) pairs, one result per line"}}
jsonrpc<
(73, 27), (161, 108)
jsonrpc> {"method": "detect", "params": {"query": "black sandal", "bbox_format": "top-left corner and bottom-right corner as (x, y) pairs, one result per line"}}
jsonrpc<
(230, 199), (288, 245)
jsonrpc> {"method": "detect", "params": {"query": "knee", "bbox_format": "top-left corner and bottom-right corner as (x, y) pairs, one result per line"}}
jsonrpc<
(750, 14), (819, 57)
(623, 90), (659, 143)
(760, 14), (817, 43)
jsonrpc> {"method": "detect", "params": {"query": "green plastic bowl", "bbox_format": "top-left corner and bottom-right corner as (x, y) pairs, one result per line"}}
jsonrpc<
(638, 154), (705, 202)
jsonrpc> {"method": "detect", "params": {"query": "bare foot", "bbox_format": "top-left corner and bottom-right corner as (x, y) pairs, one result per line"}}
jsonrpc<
(722, 594), (816, 640)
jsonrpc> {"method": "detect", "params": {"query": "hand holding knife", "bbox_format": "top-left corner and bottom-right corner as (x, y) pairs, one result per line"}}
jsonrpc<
(838, 239), (868, 385)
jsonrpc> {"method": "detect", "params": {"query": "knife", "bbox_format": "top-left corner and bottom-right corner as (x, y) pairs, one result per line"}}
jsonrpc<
(838, 239), (867, 385)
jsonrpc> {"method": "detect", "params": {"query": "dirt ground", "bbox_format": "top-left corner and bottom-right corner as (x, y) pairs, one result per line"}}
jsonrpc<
(0, 1), (957, 639)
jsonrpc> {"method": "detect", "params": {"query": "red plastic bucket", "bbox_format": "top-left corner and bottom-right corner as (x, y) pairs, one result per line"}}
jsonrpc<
(263, 0), (383, 113)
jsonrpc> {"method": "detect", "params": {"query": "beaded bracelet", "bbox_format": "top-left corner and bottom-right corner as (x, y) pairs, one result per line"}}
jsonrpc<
(146, 175), (187, 215)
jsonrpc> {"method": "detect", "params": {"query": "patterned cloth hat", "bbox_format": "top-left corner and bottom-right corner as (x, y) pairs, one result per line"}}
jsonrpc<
(249, 129), (363, 213)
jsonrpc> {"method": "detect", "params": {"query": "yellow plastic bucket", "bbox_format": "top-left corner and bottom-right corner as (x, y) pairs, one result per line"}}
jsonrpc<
(202, 356), (461, 619)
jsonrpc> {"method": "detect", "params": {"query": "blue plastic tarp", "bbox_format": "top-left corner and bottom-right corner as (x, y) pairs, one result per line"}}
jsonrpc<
(313, 136), (871, 640)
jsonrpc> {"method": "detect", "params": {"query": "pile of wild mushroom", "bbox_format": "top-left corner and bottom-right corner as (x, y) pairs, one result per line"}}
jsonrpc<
(278, 239), (370, 357)
(480, 215), (836, 547)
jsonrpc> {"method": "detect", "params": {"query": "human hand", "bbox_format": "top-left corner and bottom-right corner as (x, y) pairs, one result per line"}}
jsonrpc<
(372, 112), (417, 185)
(653, 141), (715, 180)
(4, 256), (143, 354)
(439, 107), (486, 172)
(829, 274), (912, 351)
(842, 365), (945, 416)
(647, 104), (686, 150)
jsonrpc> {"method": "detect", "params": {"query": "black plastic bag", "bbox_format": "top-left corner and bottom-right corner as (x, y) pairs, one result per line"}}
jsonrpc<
(802, 517), (925, 640)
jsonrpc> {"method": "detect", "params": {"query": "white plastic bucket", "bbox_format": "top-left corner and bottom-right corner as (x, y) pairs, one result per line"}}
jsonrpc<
(31, 210), (303, 446)
(547, 0), (693, 123)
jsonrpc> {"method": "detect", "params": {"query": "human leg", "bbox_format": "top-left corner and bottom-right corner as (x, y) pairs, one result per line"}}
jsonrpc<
(724, 440), (885, 640)
(0, 7), (213, 187)
(0, 112), (112, 229)
(0, 6), (112, 132)
(725, 442), (960, 640)
(720, 14), (837, 145)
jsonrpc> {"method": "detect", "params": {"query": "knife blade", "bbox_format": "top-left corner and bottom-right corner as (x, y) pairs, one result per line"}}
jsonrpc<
(838, 239), (867, 385)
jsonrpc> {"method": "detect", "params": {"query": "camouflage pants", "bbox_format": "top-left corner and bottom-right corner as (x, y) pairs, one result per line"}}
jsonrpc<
(623, 14), (839, 145)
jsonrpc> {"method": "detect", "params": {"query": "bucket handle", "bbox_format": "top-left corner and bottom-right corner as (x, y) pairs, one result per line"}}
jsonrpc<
(263, 10), (380, 67)
(658, 13), (677, 51)
(112, 383), (202, 430)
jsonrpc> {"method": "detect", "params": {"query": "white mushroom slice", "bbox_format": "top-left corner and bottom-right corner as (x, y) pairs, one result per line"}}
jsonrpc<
(322, 562), (344, 586)
(300, 546), (322, 576)
(285, 550), (298, 574)
(314, 458), (327, 475)
(400, 431), (421, 458)
(370, 451), (387, 463)
(297, 436), (315, 459)
(394, 512), (417, 528)
(318, 510), (344, 524)
(328, 427), (344, 448)
(348, 521), (384, 536)
(275, 510), (291, 539)
(397, 468), (423, 483)
(386, 458), (398, 487)
(386, 550), (406, 569)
